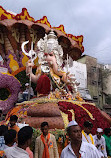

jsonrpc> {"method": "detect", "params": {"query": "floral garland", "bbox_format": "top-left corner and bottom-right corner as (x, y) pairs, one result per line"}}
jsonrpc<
(81, 104), (110, 134)
(58, 101), (110, 134)
(3, 98), (110, 134)
(0, 73), (21, 112)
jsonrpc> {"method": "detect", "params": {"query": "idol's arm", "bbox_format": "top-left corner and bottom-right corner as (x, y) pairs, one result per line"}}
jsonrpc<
(26, 60), (41, 83)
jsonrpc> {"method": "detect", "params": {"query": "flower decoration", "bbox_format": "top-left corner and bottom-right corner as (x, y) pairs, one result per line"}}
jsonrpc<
(5, 51), (20, 73)
(58, 101), (110, 134)
(2, 96), (110, 135)
(0, 151), (4, 157)
(0, 72), (21, 112)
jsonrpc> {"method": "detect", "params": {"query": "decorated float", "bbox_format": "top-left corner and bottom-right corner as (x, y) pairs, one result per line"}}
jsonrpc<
(0, 6), (110, 138)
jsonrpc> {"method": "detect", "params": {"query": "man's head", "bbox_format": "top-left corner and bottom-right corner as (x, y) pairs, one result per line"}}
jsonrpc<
(18, 126), (33, 148)
(83, 121), (93, 134)
(67, 120), (82, 144)
(0, 125), (8, 136)
(25, 83), (29, 88)
(41, 122), (49, 136)
(96, 128), (103, 139)
(104, 128), (111, 137)
(10, 115), (18, 127)
(4, 129), (17, 146)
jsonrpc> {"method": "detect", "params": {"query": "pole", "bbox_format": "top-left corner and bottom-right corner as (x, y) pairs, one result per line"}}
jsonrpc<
(28, 42), (33, 101)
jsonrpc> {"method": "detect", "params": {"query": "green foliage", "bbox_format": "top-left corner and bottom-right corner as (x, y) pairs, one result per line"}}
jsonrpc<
(30, 128), (41, 153)
(0, 88), (10, 100)
(15, 68), (37, 94)
(50, 129), (66, 141)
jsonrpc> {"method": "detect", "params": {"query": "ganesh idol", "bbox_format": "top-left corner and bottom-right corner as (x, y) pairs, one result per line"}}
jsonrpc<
(25, 30), (79, 97)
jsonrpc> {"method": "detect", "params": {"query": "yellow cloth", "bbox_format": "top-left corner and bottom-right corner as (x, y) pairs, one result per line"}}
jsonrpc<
(34, 133), (59, 158)
(82, 130), (94, 145)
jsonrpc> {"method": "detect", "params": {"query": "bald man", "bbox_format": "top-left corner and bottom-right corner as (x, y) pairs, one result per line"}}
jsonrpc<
(61, 120), (101, 158)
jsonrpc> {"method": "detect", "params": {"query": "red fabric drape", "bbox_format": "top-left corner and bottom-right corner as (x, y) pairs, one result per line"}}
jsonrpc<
(36, 75), (50, 95)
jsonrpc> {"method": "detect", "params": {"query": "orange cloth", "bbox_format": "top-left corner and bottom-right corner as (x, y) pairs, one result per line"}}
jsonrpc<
(9, 125), (20, 133)
(40, 133), (50, 158)
(0, 151), (4, 157)
(26, 147), (33, 158)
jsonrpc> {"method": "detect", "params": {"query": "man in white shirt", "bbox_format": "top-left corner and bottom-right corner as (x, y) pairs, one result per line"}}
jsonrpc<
(4, 126), (33, 158)
(61, 120), (101, 158)
(93, 128), (107, 158)
(23, 83), (34, 100)
(82, 121), (94, 145)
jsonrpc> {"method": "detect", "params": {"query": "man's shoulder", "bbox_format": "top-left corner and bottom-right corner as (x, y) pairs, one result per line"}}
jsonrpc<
(50, 133), (56, 140)
(81, 141), (100, 157)
(93, 135), (96, 138)
(101, 135), (105, 139)
(4, 146), (14, 151)
(15, 124), (20, 129)
(14, 125), (20, 131)
(82, 141), (97, 150)
(36, 135), (41, 140)
(100, 135), (106, 142)
(4, 146), (15, 155)
(61, 143), (70, 153)
(50, 133), (55, 138)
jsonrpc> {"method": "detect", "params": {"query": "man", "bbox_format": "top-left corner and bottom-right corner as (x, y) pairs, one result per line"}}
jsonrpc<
(9, 115), (20, 133)
(23, 83), (34, 101)
(82, 121), (94, 145)
(35, 122), (59, 158)
(4, 126), (33, 158)
(103, 128), (111, 157)
(4, 129), (17, 149)
(61, 120), (101, 158)
(0, 125), (8, 155)
(93, 128), (107, 158)
(17, 86), (24, 103)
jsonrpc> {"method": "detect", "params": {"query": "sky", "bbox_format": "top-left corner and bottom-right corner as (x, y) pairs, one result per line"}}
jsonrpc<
(0, 0), (111, 64)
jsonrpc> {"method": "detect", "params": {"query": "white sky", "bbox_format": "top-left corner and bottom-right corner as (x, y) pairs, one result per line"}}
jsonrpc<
(0, 0), (111, 64)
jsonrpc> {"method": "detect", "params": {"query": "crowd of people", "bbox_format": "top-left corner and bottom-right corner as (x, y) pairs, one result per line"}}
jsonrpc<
(0, 114), (111, 158)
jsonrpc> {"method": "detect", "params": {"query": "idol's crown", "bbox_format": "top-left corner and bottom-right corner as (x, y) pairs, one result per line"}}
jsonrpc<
(47, 29), (57, 40)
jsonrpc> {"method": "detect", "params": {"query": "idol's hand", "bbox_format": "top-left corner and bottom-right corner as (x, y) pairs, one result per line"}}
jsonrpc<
(26, 60), (34, 75)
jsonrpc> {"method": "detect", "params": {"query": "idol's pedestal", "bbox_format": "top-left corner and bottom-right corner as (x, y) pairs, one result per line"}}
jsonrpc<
(24, 102), (64, 129)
